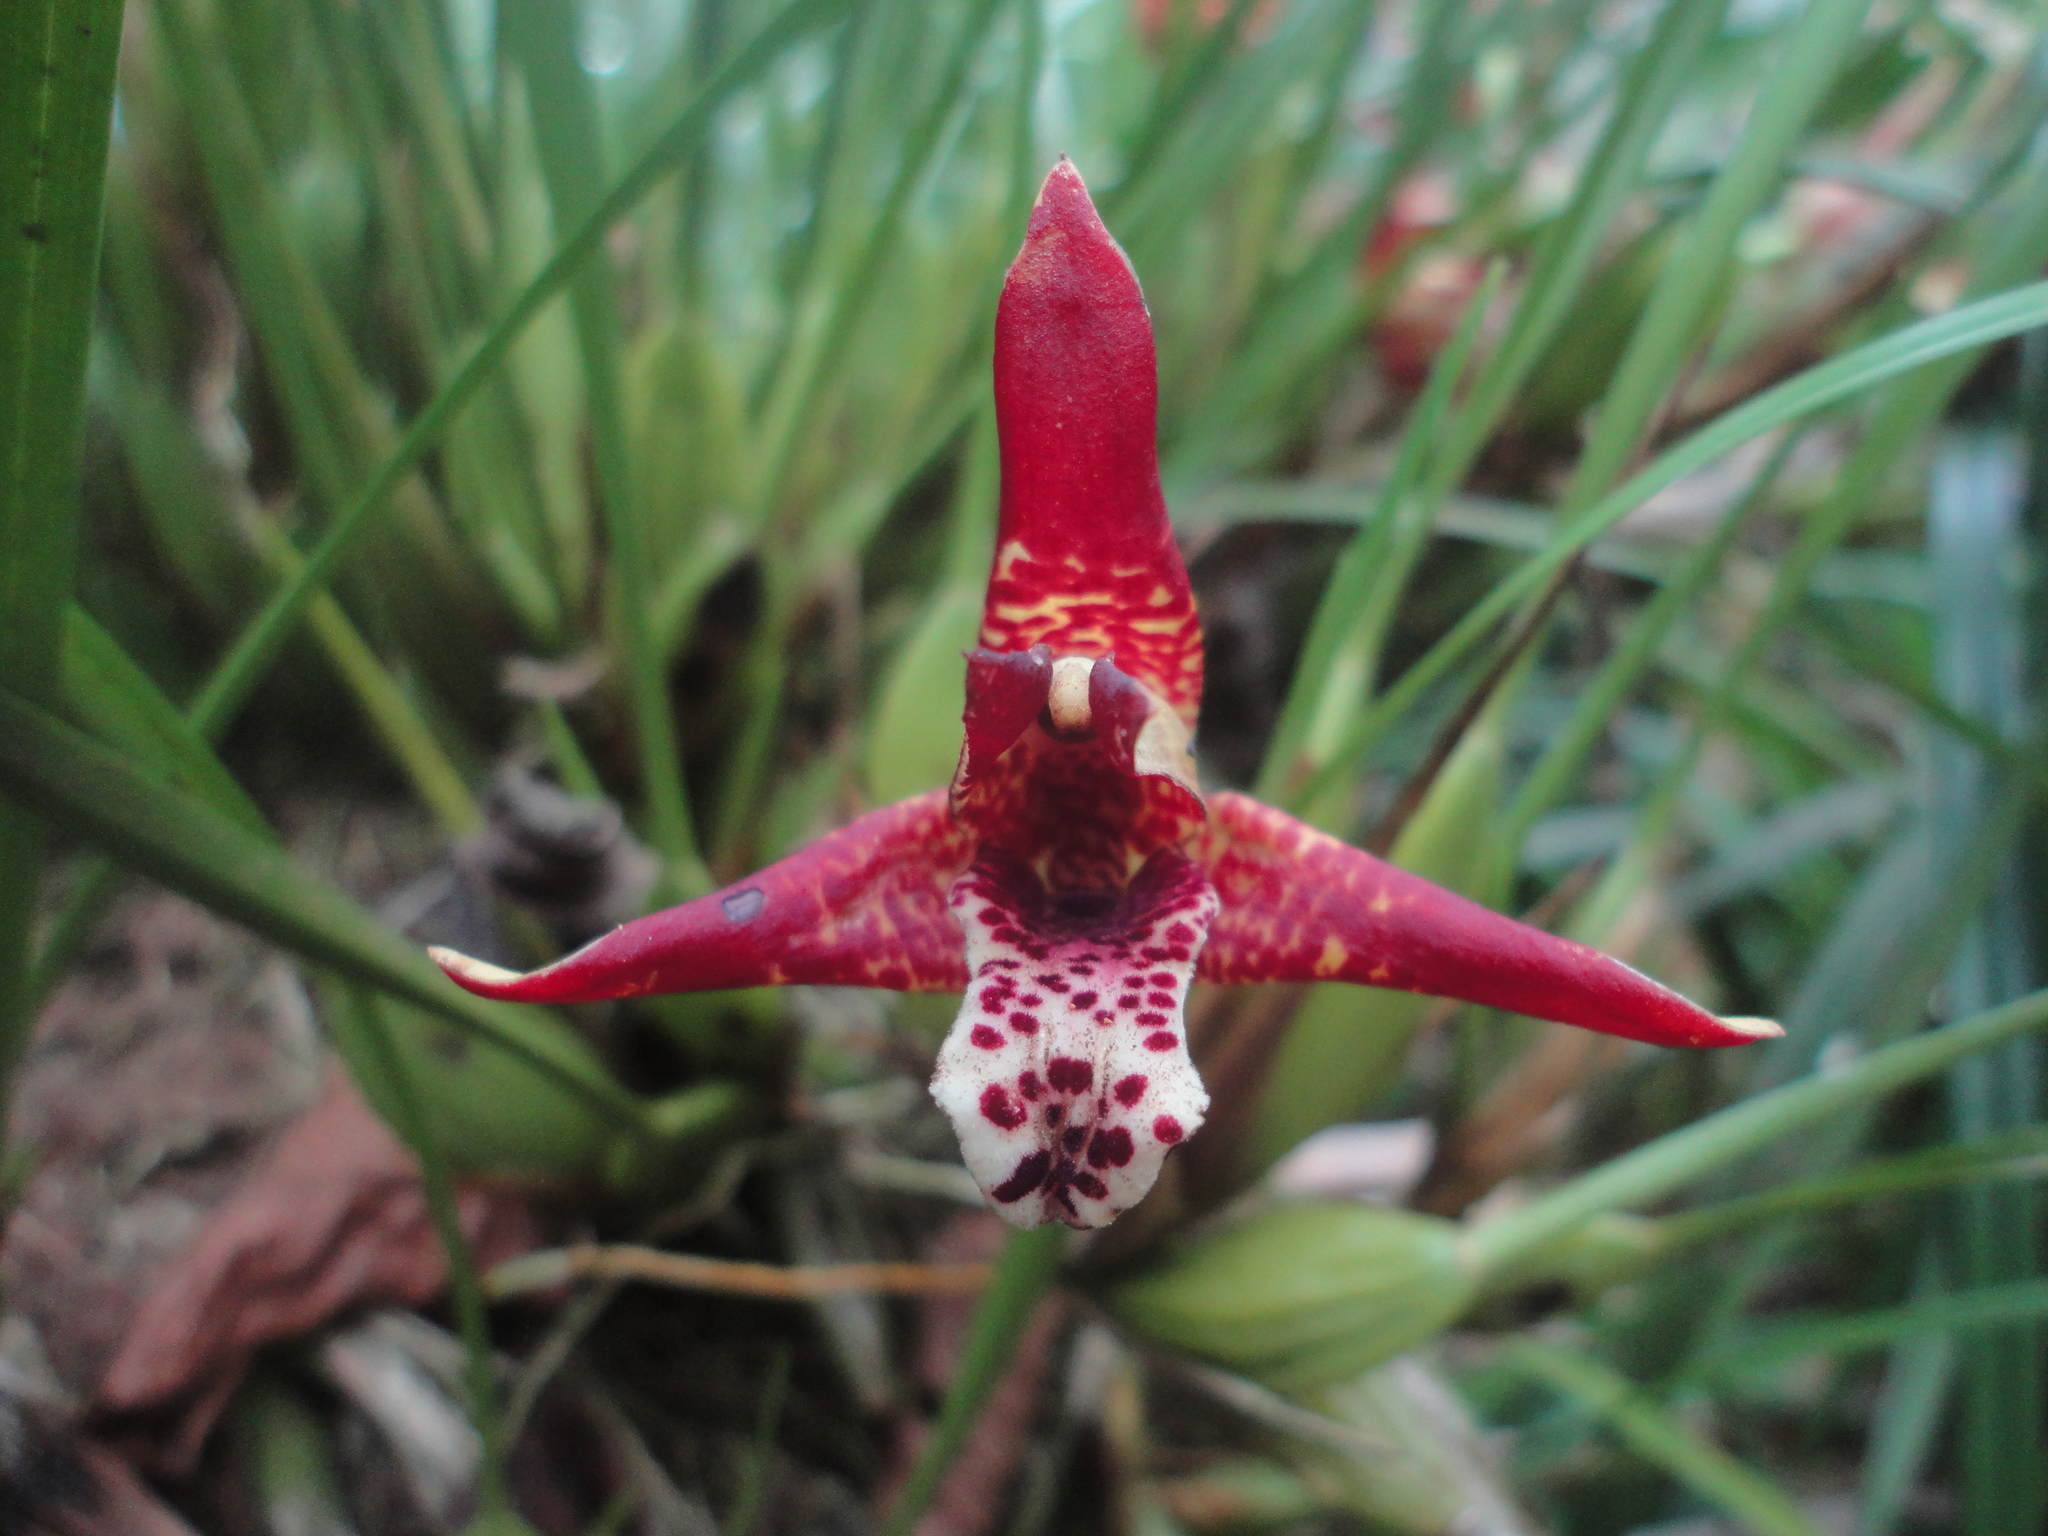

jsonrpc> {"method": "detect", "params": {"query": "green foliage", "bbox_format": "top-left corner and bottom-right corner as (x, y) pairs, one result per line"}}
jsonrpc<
(0, 0), (123, 1098)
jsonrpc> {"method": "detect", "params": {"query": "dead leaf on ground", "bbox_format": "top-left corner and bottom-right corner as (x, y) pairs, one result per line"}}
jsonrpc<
(98, 1063), (537, 1470)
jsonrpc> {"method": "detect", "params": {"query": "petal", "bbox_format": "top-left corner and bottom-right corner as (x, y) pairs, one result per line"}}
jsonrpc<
(931, 845), (1216, 1229)
(432, 791), (973, 1003)
(1195, 793), (1779, 1049)
(984, 159), (1203, 722)
(960, 644), (1054, 780)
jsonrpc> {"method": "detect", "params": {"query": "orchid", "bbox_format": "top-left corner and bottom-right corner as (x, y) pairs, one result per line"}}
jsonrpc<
(431, 160), (1778, 1232)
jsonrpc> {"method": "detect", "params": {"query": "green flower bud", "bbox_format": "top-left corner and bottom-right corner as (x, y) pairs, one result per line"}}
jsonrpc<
(1108, 1202), (1479, 1391)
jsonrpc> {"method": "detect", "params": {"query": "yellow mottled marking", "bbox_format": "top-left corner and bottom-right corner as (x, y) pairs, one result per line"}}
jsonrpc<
(1313, 935), (1347, 978)
(1370, 889), (1392, 915)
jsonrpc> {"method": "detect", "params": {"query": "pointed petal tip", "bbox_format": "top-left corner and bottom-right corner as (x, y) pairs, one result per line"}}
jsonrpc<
(1716, 1015), (1783, 1042)
(429, 945), (529, 998)
(1027, 156), (1109, 241)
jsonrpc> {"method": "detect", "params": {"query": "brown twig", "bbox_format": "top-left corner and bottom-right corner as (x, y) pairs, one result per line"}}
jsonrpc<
(486, 1244), (994, 1301)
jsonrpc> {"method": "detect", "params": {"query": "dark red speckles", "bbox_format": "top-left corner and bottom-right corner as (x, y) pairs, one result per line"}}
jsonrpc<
(1146, 992), (1174, 1008)
(992, 1150), (1051, 1203)
(1018, 1070), (1043, 1100)
(992, 926), (1023, 944)
(1062, 1125), (1087, 1152)
(1094, 1011), (1115, 1026)
(1072, 1170), (1109, 1200)
(980, 1083), (1026, 1130)
(1141, 947), (1170, 962)
(1117, 994), (1140, 1009)
(980, 988), (1009, 1013)
(1037, 975), (1069, 992)
(1072, 991), (1099, 1009)
(1019, 994), (1043, 1007)
(1009, 1012), (1040, 1034)
(1068, 964), (1094, 977)
(1044, 1103), (1063, 1125)
(970, 1025), (1004, 1050)
(984, 959), (1021, 972)
(1148, 972), (1173, 987)
(1165, 922), (1195, 945)
(1113, 1074), (1148, 1106)
(1153, 1115), (1185, 1144)
(1087, 1127), (1134, 1168)
(1047, 1056), (1093, 1093)
(1144, 1031), (1177, 1051)
(1135, 1012), (1166, 1027)
(1166, 947), (1191, 961)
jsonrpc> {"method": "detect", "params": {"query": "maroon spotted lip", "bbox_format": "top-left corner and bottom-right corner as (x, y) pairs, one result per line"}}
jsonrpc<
(429, 159), (1779, 1231)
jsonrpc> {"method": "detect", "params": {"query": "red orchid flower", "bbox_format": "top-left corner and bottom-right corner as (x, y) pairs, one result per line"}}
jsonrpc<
(432, 161), (1778, 1231)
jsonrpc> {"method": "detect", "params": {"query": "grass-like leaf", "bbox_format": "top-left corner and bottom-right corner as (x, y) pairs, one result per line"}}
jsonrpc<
(0, 0), (124, 1093)
(1507, 1339), (1830, 1536)
(1303, 277), (2048, 803)
(0, 682), (648, 1130)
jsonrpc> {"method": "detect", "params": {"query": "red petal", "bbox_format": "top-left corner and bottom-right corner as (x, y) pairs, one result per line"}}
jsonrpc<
(961, 645), (1053, 782)
(984, 159), (1203, 721)
(432, 792), (974, 1002)
(1195, 794), (1779, 1049)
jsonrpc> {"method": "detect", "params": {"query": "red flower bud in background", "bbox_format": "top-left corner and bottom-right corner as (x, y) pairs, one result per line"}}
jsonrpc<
(433, 160), (1777, 1231)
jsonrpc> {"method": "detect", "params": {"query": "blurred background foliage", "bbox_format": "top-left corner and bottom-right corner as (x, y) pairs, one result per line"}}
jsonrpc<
(10, 0), (2048, 1529)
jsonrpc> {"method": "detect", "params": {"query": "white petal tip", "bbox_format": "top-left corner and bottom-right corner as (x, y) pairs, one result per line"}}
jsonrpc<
(1719, 1015), (1783, 1040)
(428, 947), (525, 990)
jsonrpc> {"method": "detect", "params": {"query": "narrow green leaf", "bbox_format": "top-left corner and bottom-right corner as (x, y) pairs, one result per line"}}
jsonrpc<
(0, 0), (124, 1094)
(184, 0), (857, 745)
(1506, 1340), (1830, 1536)
(1498, 433), (1797, 850)
(1927, 426), (2044, 1536)
(1658, 1125), (2048, 1248)
(1303, 278), (2048, 803)
(332, 981), (510, 1517)
(877, 1224), (1066, 1536)
(1463, 985), (2048, 1275)
(1255, 260), (1501, 809)
(1857, 1248), (1955, 1536)
(244, 518), (485, 837)
(1555, 0), (1874, 511)
(1709, 1279), (2048, 1377)
(501, 0), (704, 892)
(59, 605), (266, 835)
(0, 683), (648, 1130)
(1425, 0), (1728, 501)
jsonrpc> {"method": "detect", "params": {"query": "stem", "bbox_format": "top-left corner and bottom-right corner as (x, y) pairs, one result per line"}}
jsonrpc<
(877, 1224), (1066, 1536)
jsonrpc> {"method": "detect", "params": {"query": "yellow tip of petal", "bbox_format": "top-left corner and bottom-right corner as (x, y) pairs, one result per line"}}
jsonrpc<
(429, 946), (525, 990)
(1719, 1015), (1783, 1039)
